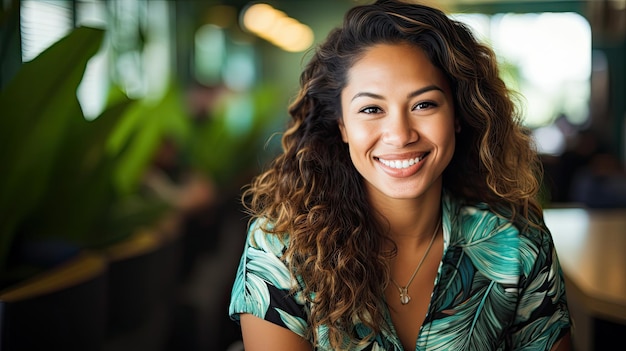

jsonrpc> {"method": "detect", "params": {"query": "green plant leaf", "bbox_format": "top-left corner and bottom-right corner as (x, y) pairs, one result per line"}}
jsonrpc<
(23, 98), (136, 246)
(110, 80), (191, 195)
(0, 26), (105, 271)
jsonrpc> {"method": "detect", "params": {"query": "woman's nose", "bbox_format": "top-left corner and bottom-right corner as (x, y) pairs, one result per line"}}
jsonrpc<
(382, 112), (418, 147)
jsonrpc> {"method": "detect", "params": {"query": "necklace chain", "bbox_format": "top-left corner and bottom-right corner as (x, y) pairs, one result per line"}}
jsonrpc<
(390, 219), (441, 305)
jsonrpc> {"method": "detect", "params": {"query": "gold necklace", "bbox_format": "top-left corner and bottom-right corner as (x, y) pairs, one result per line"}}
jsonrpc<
(390, 220), (440, 305)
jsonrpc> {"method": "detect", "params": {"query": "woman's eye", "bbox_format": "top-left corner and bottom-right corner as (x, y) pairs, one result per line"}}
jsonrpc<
(413, 101), (437, 110)
(360, 106), (382, 114)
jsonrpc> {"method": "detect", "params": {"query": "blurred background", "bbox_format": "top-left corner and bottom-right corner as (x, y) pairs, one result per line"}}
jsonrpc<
(0, 0), (624, 350)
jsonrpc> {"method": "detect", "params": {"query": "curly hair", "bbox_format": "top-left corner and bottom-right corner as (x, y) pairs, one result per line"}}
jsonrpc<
(241, 0), (544, 348)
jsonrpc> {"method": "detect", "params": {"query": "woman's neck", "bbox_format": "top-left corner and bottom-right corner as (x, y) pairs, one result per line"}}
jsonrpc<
(372, 185), (443, 245)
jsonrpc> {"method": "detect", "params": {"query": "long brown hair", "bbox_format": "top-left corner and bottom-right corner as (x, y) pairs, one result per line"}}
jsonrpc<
(241, 0), (544, 348)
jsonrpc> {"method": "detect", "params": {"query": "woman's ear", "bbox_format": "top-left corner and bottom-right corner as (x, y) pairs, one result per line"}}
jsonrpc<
(455, 118), (461, 133)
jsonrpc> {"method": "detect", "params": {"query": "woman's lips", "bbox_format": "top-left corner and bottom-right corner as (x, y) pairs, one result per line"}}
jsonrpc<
(378, 155), (421, 169)
(375, 152), (430, 177)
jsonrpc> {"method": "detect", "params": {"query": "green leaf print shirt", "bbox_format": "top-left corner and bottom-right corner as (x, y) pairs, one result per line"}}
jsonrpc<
(229, 193), (571, 350)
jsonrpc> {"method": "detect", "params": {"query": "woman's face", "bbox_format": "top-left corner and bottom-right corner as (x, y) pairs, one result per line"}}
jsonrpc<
(339, 42), (456, 203)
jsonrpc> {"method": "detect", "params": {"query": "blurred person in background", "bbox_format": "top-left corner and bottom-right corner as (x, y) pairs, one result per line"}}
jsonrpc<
(228, 0), (572, 350)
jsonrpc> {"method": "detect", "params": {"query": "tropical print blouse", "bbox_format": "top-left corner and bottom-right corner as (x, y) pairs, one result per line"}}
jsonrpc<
(229, 194), (571, 350)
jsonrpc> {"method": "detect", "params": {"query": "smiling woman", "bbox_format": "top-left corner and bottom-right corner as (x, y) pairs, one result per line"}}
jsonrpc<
(228, 1), (572, 350)
(339, 43), (456, 202)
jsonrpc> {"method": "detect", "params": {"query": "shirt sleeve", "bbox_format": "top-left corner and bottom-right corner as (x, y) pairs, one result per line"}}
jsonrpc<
(228, 219), (309, 338)
(510, 223), (572, 349)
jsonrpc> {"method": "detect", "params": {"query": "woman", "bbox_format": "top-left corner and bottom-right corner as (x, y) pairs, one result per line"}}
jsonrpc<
(229, 0), (572, 350)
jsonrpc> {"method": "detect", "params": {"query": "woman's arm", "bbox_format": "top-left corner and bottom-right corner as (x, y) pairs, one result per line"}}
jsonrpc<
(240, 313), (313, 351)
(550, 332), (572, 351)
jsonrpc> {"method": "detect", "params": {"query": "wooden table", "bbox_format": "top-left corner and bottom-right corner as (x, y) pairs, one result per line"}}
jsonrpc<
(543, 207), (626, 350)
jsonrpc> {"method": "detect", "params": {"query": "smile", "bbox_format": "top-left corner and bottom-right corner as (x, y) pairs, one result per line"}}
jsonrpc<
(377, 154), (426, 169)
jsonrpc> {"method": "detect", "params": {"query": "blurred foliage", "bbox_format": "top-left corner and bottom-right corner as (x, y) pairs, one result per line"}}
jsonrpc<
(0, 23), (283, 288)
(0, 26), (172, 287)
(187, 83), (282, 191)
(107, 81), (191, 196)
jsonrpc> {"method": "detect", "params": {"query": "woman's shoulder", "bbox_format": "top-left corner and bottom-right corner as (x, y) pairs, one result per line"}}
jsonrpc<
(444, 194), (553, 260)
(444, 194), (515, 238)
(245, 217), (291, 258)
(443, 194), (554, 284)
(444, 193), (546, 241)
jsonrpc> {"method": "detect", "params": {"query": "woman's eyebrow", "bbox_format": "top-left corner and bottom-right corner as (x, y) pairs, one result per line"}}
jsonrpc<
(407, 85), (444, 99)
(351, 91), (383, 101)
(351, 85), (444, 102)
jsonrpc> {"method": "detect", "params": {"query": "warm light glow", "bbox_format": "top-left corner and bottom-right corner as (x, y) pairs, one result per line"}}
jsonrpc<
(241, 3), (314, 52)
(242, 3), (278, 33)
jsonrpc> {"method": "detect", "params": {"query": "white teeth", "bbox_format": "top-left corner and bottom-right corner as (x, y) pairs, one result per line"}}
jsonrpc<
(379, 156), (421, 169)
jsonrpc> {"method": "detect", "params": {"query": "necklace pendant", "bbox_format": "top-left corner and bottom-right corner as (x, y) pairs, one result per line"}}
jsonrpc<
(400, 287), (411, 305)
